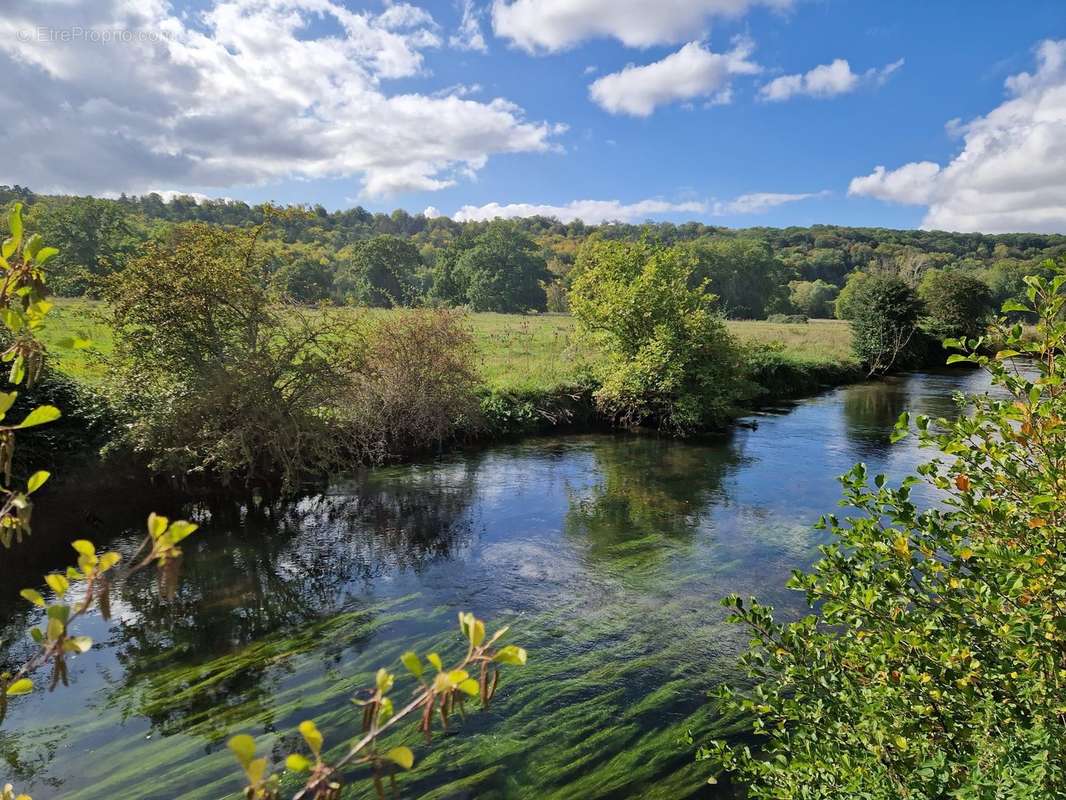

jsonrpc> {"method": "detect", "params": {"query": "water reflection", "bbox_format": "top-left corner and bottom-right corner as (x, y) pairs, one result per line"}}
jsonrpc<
(0, 369), (992, 800)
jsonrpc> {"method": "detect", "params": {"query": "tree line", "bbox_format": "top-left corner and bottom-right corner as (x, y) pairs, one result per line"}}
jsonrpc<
(2, 185), (1064, 317)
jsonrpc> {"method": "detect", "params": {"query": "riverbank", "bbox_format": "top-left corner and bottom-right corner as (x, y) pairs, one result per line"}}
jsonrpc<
(18, 301), (868, 482)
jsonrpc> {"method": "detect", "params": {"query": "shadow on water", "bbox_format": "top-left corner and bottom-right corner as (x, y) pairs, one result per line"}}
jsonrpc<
(0, 369), (990, 800)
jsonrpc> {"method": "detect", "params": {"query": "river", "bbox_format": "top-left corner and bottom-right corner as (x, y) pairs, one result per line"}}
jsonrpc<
(0, 367), (990, 799)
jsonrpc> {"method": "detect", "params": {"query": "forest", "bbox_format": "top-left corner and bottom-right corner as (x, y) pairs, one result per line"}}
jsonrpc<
(2, 185), (1063, 319)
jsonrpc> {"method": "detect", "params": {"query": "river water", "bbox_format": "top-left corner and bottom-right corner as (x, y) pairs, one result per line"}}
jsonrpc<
(0, 368), (990, 799)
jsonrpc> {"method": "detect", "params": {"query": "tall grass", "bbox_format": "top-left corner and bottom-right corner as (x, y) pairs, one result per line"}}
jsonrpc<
(44, 300), (855, 393)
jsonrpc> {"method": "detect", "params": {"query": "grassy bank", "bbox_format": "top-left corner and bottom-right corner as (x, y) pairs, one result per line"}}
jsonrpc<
(46, 299), (856, 393)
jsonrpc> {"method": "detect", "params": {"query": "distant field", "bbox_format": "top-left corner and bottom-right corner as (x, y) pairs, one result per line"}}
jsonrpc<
(44, 299), (854, 392)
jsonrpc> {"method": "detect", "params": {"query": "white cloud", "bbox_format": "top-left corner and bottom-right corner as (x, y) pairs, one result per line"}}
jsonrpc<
(848, 40), (1066, 233)
(712, 190), (826, 215)
(760, 57), (902, 102)
(450, 0), (488, 52)
(452, 198), (709, 223)
(847, 163), (941, 205)
(492, 0), (791, 52)
(422, 205), (443, 218)
(589, 39), (760, 116)
(0, 0), (558, 197)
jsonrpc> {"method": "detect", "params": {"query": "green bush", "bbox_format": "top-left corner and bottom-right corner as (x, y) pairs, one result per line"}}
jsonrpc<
(918, 268), (995, 341)
(104, 222), (364, 489)
(569, 239), (750, 432)
(703, 260), (1066, 798)
(849, 274), (924, 374)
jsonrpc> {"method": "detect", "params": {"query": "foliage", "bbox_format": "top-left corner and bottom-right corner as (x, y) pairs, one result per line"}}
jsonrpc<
(849, 274), (924, 374)
(104, 221), (364, 489)
(570, 239), (749, 432)
(28, 198), (137, 297)
(230, 613), (525, 800)
(455, 222), (549, 313)
(834, 269), (870, 320)
(0, 204), (527, 800)
(788, 279), (839, 319)
(688, 237), (786, 319)
(918, 268), (995, 341)
(703, 259), (1066, 798)
(336, 234), (422, 308)
(343, 309), (481, 461)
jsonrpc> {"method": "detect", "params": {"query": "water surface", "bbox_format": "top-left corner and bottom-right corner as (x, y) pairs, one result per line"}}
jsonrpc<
(0, 368), (989, 799)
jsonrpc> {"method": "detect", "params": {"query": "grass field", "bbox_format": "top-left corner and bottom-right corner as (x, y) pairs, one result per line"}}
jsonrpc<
(45, 299), (855, 392)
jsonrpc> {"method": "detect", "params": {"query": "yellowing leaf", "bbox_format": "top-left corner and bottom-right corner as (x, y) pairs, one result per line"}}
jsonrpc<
(298, 720), (323, 757)
(227, 734), (256, 767)
(285, 753), (311, 772)
(44, 574), (69, 595)
(385, 746), (414, 770)
(5, 679), (33, 696)
(26, 471), (49, 494)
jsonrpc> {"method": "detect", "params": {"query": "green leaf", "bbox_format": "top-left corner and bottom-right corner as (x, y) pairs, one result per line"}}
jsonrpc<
(147, 513), (168, 539)
(1001, 299), (1031, 313)
(0, 392), (17, 418)
(165, 520), (198, 544)
(14, 406), (61, 429)
(227, 734), (256, 768)
(427, 652), (443, 671)
(19, 589), (44, 607)
(298, 720), (323, 757)
(5, 678), (32, 696)
(376, 668), (394, 694)
(26, 470), (50, 494)
(34, 246), (59, 266)
(457, 678), (480, 696)
(494, 645), (527, 666)
(23, 234), (42, 260)
(945, 354), (971, 365)
(401, 650), (423, 678)
(385, 746), (414, 770)
(8, 203), (22, 248)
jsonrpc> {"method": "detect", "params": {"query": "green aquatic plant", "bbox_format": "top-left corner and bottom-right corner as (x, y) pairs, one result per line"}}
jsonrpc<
(705, 258), (1066, 796)
(0, 205), (527, 800)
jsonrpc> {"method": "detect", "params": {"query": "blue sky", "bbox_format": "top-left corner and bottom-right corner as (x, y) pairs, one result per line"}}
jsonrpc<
(2, 0), (1065, 231)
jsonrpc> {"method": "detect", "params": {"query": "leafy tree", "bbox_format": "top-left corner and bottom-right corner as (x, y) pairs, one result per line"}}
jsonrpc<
(788, 279), (839, 318)
(703, 259), (1066, 799)
(455, 222), (549, 313)
(30, 198), (139, 296)
(273, 247), (335, 304)
(834, 270), (871, 320)
(917, 268), (994, 340)
(337, 234), (421, 307)
(569, 239), (749, 432)
(0, 205), (526, 800)
(849, 275), (924, 374)
(688, 237), (785, 319)
(105, 221), (364, 488)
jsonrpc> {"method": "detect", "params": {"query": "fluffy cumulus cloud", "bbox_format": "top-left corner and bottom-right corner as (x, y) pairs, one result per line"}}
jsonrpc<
(712, 190), (826, 215)
(589, 39), (760, 116)
(0, 0), (558, 196)
(492, 0), (791, 52)
(452, 198), (709, 223)
(848, 40), (1066, 233)
(760, 58), (902, 101)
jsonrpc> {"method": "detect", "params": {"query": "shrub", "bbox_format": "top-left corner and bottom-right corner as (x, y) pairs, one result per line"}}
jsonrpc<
(703, 260), (1066, 798)
(849, 274), (924, 374)
(105, 222), (364, 489)
(343, 309), (481, 461)
(917, 268), (995, 341)
(570, 239), (750, 432)
(765, 313), (808, 324)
